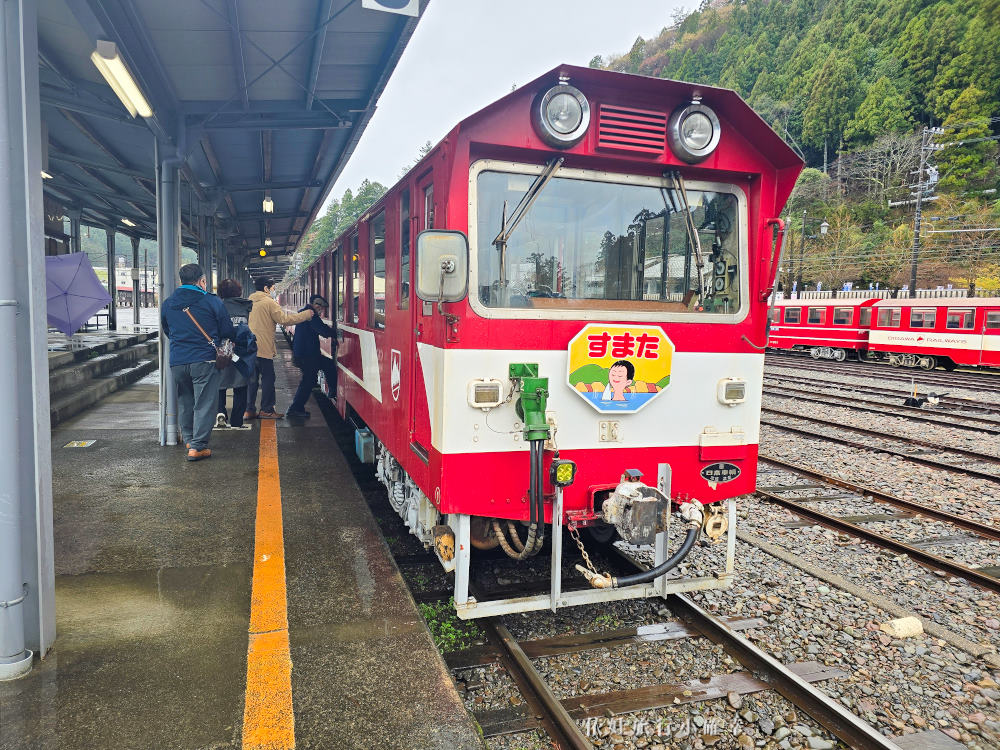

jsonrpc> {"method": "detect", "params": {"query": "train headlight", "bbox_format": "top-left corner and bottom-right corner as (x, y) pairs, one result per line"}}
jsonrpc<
(550, 459), (577, 487)
(717, 377), (746, 406)
(532, 83), (590, 148)
(667, 100), (721, 164)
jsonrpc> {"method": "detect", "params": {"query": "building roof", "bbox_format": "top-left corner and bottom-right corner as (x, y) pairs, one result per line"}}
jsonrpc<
(38, 0), (427, 279)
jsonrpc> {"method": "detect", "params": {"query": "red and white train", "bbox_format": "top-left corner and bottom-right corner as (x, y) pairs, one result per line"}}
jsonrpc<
(282, 64), (801, 618)
(769, 297), (1000, 370)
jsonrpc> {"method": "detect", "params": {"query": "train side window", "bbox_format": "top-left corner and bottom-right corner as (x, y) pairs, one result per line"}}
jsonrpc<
(369, 211), (386, 330)
(833, 307), (852, 325)
(859, 308), (872, 327)
(768, 308), (778, 322)
(424, 184), (434, 229)
(910, 308), (936, 328)
(783, 308), (800, 324)
(946, 308), (974, 329)
(877, 308), (901, 327)
(807, 307), (824, 325)
(986, 311), (1000, 329)
(351, 234), (360, 325)
(336, 249), (345, 323)
(399, 189), (410, 309)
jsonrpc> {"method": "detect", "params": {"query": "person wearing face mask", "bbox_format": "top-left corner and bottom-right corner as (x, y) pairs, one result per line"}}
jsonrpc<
(160, 263), (236, 461)
(246, 276), (314, 419)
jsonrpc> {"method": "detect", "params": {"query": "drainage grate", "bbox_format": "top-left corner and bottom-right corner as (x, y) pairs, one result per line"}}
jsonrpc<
(597, 104), (667, 154)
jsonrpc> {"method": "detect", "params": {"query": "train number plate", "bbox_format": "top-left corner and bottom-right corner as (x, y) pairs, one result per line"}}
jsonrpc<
(701, 462), (741, 483)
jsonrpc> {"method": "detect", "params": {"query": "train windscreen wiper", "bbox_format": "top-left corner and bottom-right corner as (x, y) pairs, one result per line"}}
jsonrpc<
(492, 157), (564, 294)
(663, 170), (709, 307)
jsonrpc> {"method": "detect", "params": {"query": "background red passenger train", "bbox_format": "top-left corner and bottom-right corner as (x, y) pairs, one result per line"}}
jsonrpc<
(282, 64), (801, 618)
(768, 296), (1000, 370)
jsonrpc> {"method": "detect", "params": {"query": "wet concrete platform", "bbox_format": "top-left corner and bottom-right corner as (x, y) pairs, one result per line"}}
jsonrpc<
(0, 342), (484, 749)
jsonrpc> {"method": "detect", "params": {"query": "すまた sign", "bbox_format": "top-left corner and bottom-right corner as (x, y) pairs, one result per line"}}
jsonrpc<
(566, 324), (674, 413)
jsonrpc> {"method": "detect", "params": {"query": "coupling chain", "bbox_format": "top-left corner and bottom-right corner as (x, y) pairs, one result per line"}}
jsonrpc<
(568, 524), (599, 576)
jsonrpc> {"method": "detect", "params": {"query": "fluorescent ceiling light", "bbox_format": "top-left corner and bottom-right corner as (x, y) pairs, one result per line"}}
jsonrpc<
(90, 41), (153, 118)
(121, 218), (137, 227)
(40, 170), (53, 179)
(264, 238), (272, 246)
(262, 197), (274, 213)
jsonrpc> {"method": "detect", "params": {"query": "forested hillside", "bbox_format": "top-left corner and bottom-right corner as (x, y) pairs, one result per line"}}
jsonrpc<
(596, 0), (1000, 293)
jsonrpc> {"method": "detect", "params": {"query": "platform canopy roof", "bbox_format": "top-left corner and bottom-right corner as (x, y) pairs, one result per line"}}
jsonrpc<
(37, 0), (425, 279)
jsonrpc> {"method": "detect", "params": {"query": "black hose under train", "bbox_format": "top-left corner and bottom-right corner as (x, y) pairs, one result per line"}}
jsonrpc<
(612, 526), (700, 588)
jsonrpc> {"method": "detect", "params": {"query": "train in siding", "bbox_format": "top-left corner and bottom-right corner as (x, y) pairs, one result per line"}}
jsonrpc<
(768, 297), (1000, 370)
(280, 64), (802, 619)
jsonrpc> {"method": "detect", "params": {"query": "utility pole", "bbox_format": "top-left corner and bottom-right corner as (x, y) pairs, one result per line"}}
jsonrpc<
(796, 209), (807, 294)
(908, 127), (943, 298)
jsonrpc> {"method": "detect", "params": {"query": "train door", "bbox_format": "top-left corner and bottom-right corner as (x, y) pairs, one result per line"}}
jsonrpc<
(408, 176), (434, 460)
(982, 308), (1000, 367)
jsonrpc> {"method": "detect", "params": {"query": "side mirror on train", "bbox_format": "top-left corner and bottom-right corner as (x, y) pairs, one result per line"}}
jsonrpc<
(416, 230), (469, 304)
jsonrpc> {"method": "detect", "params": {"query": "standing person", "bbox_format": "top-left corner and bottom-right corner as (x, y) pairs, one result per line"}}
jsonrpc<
(161, 263), (236, 461)
(286, 294), (338, 419)
(246, 277), (313, 419)
(215, 279), (254, 429)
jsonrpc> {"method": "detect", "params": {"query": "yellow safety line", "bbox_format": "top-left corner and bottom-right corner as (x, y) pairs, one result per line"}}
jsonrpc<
(243, 419), (295, 749)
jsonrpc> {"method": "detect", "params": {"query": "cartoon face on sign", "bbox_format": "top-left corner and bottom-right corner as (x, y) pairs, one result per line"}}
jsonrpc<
(567, 325), (674, 413)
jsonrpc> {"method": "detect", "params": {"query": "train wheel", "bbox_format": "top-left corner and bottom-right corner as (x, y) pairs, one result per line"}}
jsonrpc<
(888, 354), (901, 367)
(833, 348), (847, 362)
(810, 347), (822, 359)
(585, 521), (618, 544)
(918, 356), (937, 370)
(470, 516), (499, 550)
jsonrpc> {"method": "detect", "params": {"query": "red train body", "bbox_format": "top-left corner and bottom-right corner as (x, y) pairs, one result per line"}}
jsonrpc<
(283, 65), (801, 617)
(768, 297), (1000, 369)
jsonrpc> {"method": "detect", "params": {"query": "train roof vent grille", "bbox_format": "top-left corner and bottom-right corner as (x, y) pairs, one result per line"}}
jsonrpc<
(598, 104), (668, 154)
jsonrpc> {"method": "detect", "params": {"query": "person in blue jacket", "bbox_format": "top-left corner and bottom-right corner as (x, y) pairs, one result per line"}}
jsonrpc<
(286, 294), (337, 418)
(161, 263), (236, 460)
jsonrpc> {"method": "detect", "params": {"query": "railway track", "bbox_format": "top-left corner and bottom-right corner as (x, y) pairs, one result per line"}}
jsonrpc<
(760, 408), (1000, 483)
(766, 352), (1000, 393)
(763, 382), (1000, 434)
(757, 457), (1000, 594)
(453, 589), (901, 750)
(764, 370), (1000, 416)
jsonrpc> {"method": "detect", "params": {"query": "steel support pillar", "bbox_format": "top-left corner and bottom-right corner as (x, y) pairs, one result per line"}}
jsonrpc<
(157, 142), (181, 446)
(0, 0), (55, 678)
(105, 226), (117, 330)
(67, 208), (81, 255)
(131, 235), (140, 327)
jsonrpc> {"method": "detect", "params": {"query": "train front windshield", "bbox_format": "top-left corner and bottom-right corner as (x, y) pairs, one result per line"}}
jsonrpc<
(474, 165), (745, 316)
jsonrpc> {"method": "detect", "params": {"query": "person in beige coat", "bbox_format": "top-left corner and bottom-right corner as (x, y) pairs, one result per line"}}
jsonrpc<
(245, 277), (313, 419)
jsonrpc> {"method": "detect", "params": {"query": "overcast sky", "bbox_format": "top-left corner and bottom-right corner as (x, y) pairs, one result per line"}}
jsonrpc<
(325, 0), (691, 208)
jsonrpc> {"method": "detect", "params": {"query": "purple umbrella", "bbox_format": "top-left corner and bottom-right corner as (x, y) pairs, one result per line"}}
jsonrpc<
(46, 253), (112, 335)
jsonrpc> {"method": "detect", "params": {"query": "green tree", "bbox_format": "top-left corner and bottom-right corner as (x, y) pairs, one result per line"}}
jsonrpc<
(844, 77), (912, 145)
(936, 85), (999, 193)
(801, 53), (861, 148)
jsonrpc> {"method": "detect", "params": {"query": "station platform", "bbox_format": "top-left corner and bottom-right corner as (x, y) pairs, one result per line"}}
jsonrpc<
(0, 342), (483, 750)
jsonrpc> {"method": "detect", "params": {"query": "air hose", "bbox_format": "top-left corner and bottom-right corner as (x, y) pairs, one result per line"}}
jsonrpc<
(493, 439), (546, 560)
(610, 525), (700, 588)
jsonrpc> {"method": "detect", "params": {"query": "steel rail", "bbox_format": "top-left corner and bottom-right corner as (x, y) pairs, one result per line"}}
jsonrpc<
(667, 594), (903, 750)
(763, 383), (1000, 433)
(757, 489), (1000, 593)
(480, 618), (593, 750)
(765, 370), (1000, 414)
(766, 361), (1000, 402)
(760, 415), (1000, 483)
(762, 407), (1000, 463)
(759, 456), (1000, 542)
(767, 352), (1000, 390)
(612, 546), (901, 749)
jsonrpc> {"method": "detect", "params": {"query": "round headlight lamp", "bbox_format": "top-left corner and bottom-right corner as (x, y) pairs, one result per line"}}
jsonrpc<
(667, 101), (721, 163)
(532, 84), (590, 148)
